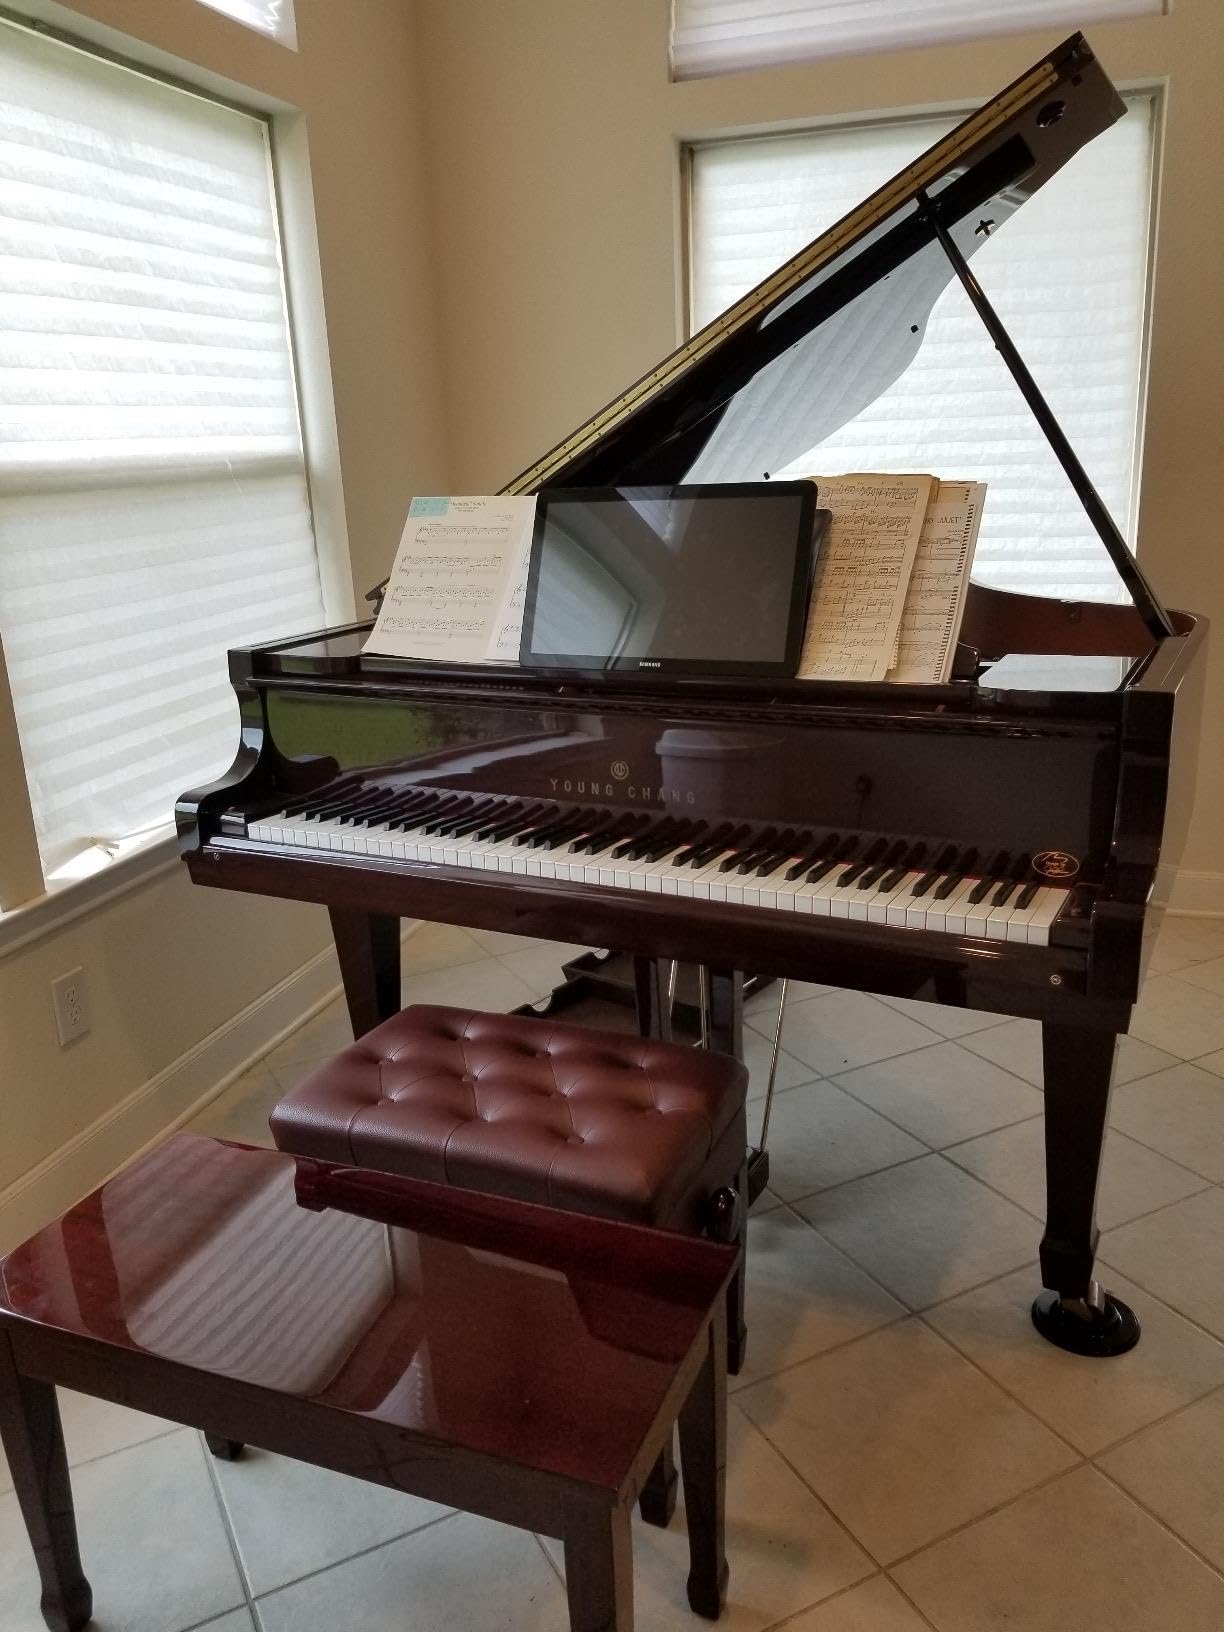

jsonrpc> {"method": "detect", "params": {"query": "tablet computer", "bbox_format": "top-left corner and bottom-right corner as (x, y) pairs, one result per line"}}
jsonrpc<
(519, 481), (823, 678)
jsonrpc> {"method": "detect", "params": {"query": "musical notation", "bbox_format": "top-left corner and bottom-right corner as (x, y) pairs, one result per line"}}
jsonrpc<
(364, 495), (537, 663)
(796, 474), (933, 682)
(887, 481), (986, 684)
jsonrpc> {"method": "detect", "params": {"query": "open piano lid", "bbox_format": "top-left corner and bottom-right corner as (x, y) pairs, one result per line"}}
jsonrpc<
(485, 32), (1170, 647)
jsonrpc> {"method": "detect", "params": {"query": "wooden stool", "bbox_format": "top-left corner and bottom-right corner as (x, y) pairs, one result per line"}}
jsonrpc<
(268, 1003), (749, 1526)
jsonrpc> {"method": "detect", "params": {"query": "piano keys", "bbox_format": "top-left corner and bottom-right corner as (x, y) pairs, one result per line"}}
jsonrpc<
(178, 32), (1206, 1363)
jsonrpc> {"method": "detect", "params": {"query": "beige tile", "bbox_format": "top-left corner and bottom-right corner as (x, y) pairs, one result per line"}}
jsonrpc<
(799, 1154), (1036, 1308)
(745, 978), (833, 1016)
(741, 1027), (815, 1105)
(779, 1577), (930, 1632)
(542, 1407), (872, 1631)
(265, 997), (356, 1075)
(399, 921), (488, 974)
(1130, 974), (1224, 1060)
(731, 1208), (904, 1387)
(756, 1082), (926, 1202)
(496, 941), (592, 999)
(736, 1320), (1075, 1563)
(1176, 953), (1224, 997)
(775, 990), (941, 1077)
(1102, 1188), (1224, 1338)
(466, 926), (551, 954)
(833, 1041), (1042, 1148)
(1, 1431), (244, 1632)
(0, 1388), (177, 1499)
(926, 1265), (1224, 1455)
(258, 1512), (568, 1632)
(945, 1118), (1208, 1230)
(199, 1615), (255, 1632)
(874, 993), (1009, 1039)
(894, 1465), (1224, 1631)
(1199, 1047), (1224, 1079)
(1110, 1063), (1224, 1182)
(186, 1063), (282, 1147)
(1152, 917), (1224, 972)
(960, 1018), (1176, 1089)
(1099, 1389), (1224, 1574)
(213, 1445), (451, 1595)
(400, 955), (539, 1013)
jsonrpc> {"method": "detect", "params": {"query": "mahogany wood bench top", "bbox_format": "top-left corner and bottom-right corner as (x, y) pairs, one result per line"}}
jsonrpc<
(0, 1133), (735, 1632)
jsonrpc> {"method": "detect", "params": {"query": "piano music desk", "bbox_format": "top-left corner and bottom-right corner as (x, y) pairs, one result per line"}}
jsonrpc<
(0, 1135), (736, 1632)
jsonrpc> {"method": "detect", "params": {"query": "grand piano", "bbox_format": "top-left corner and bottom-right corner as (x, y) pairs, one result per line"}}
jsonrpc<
(178, 34), (1205, 1359)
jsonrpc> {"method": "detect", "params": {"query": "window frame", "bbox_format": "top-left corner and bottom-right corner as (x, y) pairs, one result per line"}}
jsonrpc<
(679, 82), (1165, 605)
(0, 12), (353, 935)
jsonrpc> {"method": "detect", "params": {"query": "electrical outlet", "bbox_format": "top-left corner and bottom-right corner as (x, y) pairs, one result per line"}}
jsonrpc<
(51, 968), (89, 1047)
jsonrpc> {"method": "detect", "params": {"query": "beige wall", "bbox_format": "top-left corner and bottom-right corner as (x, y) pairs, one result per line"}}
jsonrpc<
(413, 0), (1223, 890)
(0, 0), (448, 1201)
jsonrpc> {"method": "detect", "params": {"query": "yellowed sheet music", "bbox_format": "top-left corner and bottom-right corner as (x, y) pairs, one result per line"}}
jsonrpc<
(364, 495), (537, 663)
(888, 480), (986, 684)
(796, 474), (933, 682)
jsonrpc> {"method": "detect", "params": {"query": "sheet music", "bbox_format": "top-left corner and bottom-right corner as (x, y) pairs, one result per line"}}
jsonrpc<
(364, 495), (537, 663)
(795, 474), (933, 681)
(888, 480), (986, 685)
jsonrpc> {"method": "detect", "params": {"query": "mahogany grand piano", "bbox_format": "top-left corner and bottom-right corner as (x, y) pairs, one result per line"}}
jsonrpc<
(178, 34), (1205, 1359)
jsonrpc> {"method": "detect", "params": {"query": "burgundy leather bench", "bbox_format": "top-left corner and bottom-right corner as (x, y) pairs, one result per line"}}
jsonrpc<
(269, 1003), (750, 1526)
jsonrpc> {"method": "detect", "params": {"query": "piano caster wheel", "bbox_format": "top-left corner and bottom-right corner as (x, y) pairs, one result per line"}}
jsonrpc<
(205, 1435), (245, 1461)
(1031, 1287), (1140, 1357)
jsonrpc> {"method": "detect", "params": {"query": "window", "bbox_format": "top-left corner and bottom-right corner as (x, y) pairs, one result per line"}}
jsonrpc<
(196, 0), (297, 51)
(0, 21), (327, 901)
(688, 96), (1155, 602)
(671, 1), (1163, 80)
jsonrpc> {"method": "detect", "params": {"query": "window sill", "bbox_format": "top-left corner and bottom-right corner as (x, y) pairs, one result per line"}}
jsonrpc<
(0, 829), (181, 960)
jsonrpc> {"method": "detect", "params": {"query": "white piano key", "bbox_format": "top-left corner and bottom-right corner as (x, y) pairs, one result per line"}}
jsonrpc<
(929, 875), (981, 936)
(1026, 888), (1068, 945)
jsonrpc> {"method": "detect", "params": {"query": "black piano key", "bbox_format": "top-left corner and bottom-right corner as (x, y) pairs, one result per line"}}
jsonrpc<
(967, 850), (1010, 906)
(785, 831), (838, 882)
(804, 834), (861, 885)
(391, 793), (459, 831)
(353, 789), (434, 828)
(742, 828), (799, 876)
(910, 844), (958, 896)
(990, 854), (1031, 908)
(418, 796), (477, 835)
(835, 837), (887, 889)
(643, 820), (705, 862)
(473, 802), (542, 842)
(433, 797), (505, 837)
(685, 824), (751, 869)
(753, 830), (809, 877)
(720, 828), (778, 873)
(527, 808), (593, 849)
(1015, 880), (1041, 910)
(614, 817), (678, 860)
(857, 838), (908, 890)
(672, 822), (734, 867)
(576, 814), (646, 855)
(878, 842), (927, 893)
(563, 810), (619, 851)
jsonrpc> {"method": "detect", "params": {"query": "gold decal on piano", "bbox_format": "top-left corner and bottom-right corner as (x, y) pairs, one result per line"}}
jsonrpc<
(611, 761), (629, 780)
(1033, 850), (1080, 880)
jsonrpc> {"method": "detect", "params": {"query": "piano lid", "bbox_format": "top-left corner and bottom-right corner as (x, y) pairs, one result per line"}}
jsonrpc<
(489, 33), (1170, 638)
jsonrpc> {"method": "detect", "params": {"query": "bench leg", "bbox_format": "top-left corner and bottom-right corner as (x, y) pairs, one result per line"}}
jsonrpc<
(678, 1305), (728, 1621)
(562, 1494), (633, 1632)
(0, 1340), (92, 1632)
(638, 1435), (677, 1527)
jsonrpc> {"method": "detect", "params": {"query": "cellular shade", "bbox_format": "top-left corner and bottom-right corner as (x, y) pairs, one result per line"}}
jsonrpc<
(672, 1), (1163, 80)
(0, 22), (325, 875)
(688, 96), (1154, 602)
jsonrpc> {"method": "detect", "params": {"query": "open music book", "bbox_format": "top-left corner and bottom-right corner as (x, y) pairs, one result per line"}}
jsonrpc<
(364, 495), (537, 663)
(796, 475), (986, 684)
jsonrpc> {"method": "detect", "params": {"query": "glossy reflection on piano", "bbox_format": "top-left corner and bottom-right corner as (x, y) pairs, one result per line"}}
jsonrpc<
(178, 34), (1205, 1360)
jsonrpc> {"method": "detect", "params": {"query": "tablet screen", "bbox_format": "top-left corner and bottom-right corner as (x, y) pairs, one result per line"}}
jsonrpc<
(520, 482), (819, 677)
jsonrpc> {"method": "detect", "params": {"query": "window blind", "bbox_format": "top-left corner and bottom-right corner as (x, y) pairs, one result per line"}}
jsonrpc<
(672, 1), (1163, 79)
(0, 22), (325, 876)
(689, 97), (1153, 602)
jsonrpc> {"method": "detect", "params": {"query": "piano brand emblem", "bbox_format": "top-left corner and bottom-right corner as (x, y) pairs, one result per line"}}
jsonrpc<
(611, 761), (629, 781)
(1033, 850), (1080, 881)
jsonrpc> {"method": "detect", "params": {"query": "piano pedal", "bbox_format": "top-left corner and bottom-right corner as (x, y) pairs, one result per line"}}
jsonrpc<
(746, 1147), (770, 1206)
(1030, 1284), (1141, 1357)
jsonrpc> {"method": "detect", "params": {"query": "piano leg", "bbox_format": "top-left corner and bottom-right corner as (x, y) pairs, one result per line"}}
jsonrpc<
(705, 969), (744, 1061)
(633, 955), (673, 1043)
(1033, 1022), (1140, 1356)
(328, 908), (401, 1038)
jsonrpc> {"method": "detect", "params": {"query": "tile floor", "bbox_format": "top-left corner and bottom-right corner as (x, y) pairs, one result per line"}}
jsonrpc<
(6, 917), (1224, 1631)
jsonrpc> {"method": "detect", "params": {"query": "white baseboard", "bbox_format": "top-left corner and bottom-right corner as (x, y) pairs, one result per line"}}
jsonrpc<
(0, 922), (422, 1254)
(1165, 870), (1224, 918)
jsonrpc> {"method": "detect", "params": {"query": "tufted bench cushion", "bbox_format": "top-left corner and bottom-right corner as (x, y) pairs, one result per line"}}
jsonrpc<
(270, 1004), (749, 1233)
